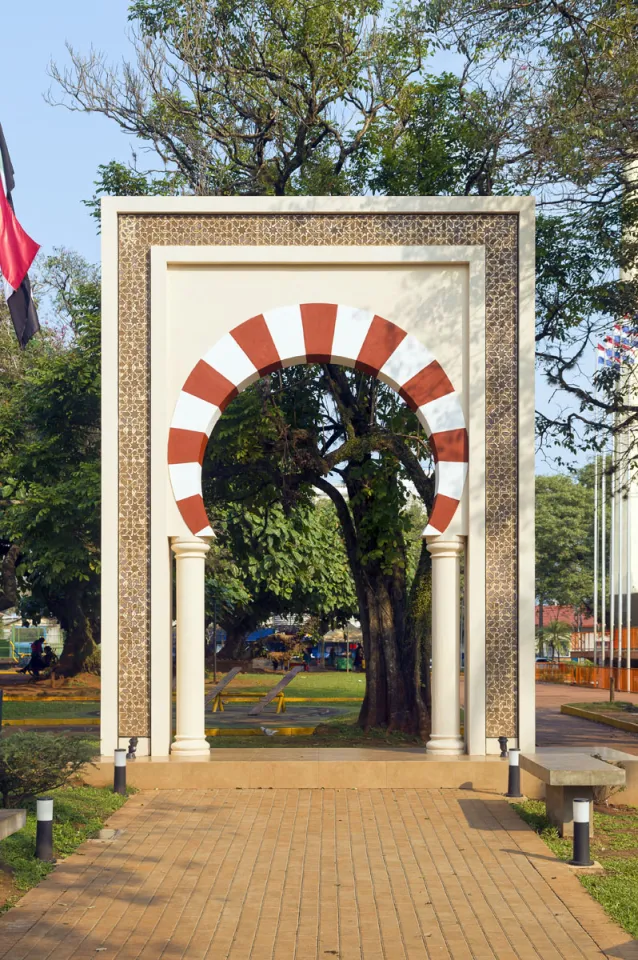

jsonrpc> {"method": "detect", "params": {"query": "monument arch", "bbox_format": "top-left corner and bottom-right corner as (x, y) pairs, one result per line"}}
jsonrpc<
(100, 197), (536, 760)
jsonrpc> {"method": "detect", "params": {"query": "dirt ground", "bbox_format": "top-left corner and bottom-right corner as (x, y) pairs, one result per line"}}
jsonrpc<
(0, 670), (100, 699)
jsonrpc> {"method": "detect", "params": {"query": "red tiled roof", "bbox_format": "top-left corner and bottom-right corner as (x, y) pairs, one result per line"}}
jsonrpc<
(535, 605), (594, 629)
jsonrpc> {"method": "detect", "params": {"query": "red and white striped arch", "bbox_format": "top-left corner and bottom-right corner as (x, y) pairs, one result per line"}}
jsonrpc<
(168, 304), (468, 539)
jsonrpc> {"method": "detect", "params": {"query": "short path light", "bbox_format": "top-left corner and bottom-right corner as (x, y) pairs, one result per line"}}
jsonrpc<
(35, 797), (55, 862)
(113, 748), (127, 796)
(569, 799), (593, 866)
(506, 748), (522, 798)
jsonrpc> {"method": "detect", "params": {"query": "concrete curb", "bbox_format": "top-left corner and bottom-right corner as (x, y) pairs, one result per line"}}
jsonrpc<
(561, 703), (638, 734)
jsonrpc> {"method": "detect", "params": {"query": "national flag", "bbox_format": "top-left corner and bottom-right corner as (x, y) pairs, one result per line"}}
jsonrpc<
(0, 123), (39, 347)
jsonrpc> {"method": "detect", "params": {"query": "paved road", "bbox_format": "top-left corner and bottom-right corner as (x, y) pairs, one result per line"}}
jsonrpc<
(535, 682), (638, 755)
(1, 788), (635, 959)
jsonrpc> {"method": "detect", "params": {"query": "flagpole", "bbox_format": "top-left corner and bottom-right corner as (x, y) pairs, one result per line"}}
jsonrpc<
(627, 460), (631, 691)
(618, 461), (624, 676)
(602, 459), (607, 667)
(610, 453), (616, 675)
(593, 455), (599, 667)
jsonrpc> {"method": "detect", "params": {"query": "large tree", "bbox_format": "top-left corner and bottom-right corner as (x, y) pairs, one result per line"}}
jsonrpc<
(47, 0), (638, 728)
(0, 252), (101, 674)
(203, 366), (436, 734)
(49, 0), (427, 197)
(206, 498), (358, 658)
(535, 473), (594, 635)
(426, 0), (638, 460)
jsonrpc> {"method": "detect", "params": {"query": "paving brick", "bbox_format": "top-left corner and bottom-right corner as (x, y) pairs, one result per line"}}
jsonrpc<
(0, 788), (635, 959)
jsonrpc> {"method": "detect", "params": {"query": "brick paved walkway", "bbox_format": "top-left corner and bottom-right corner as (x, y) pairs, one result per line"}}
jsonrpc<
(0, 789), (636, 960)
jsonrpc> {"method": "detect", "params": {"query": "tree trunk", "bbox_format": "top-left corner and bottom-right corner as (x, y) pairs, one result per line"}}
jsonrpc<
(54, 589), (99, 675)
(402, 541), (433, 740)
(357, 564), (430, 736)
(314, 472), (431, 738)
(0, 544), (19, 612)
(217, 624), (250, 660)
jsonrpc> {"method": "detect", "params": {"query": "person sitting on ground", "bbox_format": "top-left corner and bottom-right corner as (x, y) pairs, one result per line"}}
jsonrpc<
(17, 636), (46, 679)
(42, 645), (58, 670)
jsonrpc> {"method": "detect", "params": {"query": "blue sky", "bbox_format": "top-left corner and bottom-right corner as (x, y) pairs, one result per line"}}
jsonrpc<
(2, 1), (134, 263)
(2, 2), (579, 474)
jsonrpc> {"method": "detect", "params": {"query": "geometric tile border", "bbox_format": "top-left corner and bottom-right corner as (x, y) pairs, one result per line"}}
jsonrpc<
(117, 212), (518, 738)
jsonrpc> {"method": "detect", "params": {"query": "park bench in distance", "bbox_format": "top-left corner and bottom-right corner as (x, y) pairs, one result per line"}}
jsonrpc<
(520, 749), (626, 837)
(248, 665), (303, 716)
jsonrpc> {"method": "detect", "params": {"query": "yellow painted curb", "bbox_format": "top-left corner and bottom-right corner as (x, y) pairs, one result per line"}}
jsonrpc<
(2, 717), (99, 726)
(206, 726), (316, 737)
(2, 697), (99, 703)
(206, 696), (363, 703)
(561, 704), (638, 734)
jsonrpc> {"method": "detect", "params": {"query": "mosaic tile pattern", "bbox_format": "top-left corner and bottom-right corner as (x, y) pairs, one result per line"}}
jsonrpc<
(117, 213), (519, 737)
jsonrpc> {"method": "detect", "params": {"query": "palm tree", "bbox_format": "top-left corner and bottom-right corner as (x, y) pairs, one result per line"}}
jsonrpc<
(536, 620), (573, 661)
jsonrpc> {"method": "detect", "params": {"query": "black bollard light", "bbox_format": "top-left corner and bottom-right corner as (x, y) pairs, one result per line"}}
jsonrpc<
(35, 797), (55, 862)
(506, 747), (522, 798)
(113, 748), (127, 795)
(498, 736), (508, 759)
(569, 798), (593, 866)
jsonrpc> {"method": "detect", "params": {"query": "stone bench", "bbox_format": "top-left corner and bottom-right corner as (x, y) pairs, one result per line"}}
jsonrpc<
(0, 809), (26, 840)
(520, 750), (625, 837)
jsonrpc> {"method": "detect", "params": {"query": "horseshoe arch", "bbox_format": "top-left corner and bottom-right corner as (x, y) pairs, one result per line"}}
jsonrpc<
(167, 303), (468, 538)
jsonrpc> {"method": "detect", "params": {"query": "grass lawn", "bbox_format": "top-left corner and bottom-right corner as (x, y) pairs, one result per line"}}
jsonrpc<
(567, 701), (638, 715)
(513, 799), (638, 938)
(3, 701), (99, 720)
(0, 785), (130, 912)
(205, 670), (366, 700)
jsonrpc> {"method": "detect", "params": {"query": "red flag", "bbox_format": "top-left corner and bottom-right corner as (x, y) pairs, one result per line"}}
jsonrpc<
(0, 175), (39, 295)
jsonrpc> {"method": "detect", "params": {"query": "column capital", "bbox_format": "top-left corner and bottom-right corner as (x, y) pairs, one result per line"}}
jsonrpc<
(425, 535), (465, 559)
(171, 536), (211, 560)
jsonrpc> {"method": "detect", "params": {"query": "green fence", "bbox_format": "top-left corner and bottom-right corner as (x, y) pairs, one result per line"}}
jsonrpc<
(0, 625), (65, 661)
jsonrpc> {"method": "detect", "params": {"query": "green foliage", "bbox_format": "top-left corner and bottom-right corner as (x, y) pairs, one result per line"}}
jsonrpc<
(535, 619), (573, 659)
(85, 161), (186, 226)
(0, 251), (101, 672)
(206, 497), (358, 638)
(0, 733), (96, 808)
(360, 74), (511, 197)
(0, 785), (129, 898)
(55, 0), (428, 197)
(536, 474), (593, 609)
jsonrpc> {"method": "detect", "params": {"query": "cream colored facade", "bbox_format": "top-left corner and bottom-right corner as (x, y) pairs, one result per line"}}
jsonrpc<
(100, 197), (535, 759)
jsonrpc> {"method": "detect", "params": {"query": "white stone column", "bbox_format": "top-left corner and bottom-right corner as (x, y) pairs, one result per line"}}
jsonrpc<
(171, 536), (211, 756)
(426, 535), (465, 755)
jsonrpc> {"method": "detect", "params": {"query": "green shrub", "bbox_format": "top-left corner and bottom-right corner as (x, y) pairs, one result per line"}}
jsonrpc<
(0, 733), (96, 808)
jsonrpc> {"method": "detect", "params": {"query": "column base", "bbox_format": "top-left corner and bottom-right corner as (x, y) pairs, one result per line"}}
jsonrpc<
(171, 738), (211, 757)
(426, 735), (465, 756)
